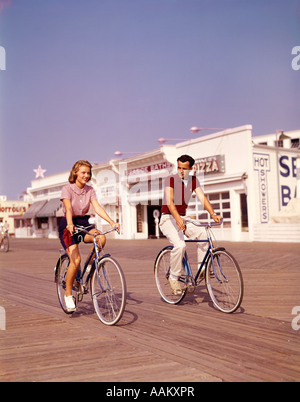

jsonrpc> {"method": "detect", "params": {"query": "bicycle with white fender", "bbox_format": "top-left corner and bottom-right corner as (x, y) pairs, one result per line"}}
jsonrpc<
(154, 219), (243, 313)
(55, 225), (126, 325)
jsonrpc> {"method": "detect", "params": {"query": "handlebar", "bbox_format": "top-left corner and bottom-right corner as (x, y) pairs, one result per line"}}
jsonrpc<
(73, 225), (119, 237)
(185, 218), (223, 228)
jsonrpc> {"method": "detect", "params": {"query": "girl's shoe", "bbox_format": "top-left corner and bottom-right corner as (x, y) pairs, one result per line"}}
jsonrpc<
(64, 295), (76, 312)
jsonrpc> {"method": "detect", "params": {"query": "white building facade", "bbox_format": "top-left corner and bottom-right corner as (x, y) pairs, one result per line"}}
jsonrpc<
(15, 171), (69, 238)
(16, 125), (300, 242)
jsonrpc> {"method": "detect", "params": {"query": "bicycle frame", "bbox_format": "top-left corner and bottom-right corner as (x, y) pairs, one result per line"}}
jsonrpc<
(179, 239), (210, 286)
(179, 220), (226, 286)
(155, 218), (243, 312)
(78, 225), (118, 291)
(59, 225), (118, 293)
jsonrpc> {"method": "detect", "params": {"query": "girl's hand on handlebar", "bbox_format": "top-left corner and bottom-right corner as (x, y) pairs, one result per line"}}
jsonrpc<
(111, 222), (120, 234)
(66, 224), (74, 235)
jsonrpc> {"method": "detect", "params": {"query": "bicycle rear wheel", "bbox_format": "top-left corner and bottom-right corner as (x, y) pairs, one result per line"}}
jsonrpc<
(55, 254), (77, 315)
(154, 247), (186, 305)
(2, 236), (9, 252)
(90, 256), (126, 325)
(206, 249), (243, 313)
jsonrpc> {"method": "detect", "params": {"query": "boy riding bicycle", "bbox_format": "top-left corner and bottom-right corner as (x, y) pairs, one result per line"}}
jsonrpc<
(160, 155), (222, 295)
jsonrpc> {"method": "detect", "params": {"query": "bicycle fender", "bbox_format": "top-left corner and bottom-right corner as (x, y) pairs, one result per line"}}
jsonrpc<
(54, 253), (68, 282)
(211, 247), (226, 254)
(98, 253), (111, 261)
(206, 248), (226, 267)
(161, 245), (173, 252)
(154, 246), (173, 272)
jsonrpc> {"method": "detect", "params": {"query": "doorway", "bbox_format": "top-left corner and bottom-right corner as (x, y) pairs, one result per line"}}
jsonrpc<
(240, 193), (248, 232)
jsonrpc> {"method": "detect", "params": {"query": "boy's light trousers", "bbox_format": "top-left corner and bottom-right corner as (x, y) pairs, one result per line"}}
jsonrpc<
(159, 214), (207, 278)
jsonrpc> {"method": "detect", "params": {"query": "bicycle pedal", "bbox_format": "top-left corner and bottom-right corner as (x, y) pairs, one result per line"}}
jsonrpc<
(186, 284), (196, 293)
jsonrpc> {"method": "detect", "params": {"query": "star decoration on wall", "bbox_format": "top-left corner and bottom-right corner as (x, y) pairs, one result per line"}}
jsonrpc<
(33, 165), (47, 179)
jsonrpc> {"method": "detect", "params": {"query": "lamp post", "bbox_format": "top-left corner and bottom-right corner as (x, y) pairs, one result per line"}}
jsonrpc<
(158, 138), (189, 144)
(158, 127), (229, 145)
(189, 126), (228, 134)
(114, 151), (141, 157)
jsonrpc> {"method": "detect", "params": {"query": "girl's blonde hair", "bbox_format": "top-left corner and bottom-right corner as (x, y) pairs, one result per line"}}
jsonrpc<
(68, 160), (93, 184)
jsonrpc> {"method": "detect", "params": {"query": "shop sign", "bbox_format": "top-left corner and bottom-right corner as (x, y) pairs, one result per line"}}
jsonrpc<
(126, 162), (173, 180)
(194, 155), (225, 174)
(0, 203), (27, 215)
(279, 155), (299, 206)
(253, 153), (270, 223)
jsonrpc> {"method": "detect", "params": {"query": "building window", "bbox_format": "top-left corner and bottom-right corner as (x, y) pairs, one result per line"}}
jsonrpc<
(186, 191), (231, 228)
(37, 217), (48, 229)
(291, 138), (300, 148)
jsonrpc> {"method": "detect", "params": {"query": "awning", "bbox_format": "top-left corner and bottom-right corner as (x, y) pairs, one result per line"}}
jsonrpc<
(22, 200), (48, 219)
(36, 198), (62, 218)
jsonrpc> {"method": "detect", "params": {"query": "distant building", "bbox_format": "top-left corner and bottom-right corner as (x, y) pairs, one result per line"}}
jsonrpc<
(252, 129), (300, 149)
(14, 171), (69, 238)
(0, 197), (30, 235)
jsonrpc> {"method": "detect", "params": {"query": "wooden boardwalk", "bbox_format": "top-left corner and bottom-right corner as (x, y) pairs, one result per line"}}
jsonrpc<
(0, 237), (299, 382)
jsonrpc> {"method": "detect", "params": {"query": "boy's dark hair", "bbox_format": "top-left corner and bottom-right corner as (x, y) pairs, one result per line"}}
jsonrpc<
(177, 155), (195, 168)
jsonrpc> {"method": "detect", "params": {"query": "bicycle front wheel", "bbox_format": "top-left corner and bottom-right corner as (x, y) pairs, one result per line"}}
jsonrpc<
(90, 256), (126, 326)
(206, 249), (243, 313)
(154, 247), (186, 305)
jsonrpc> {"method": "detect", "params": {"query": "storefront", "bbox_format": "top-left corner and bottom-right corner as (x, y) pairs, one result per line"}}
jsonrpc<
(0, 198), (30, 235)
(251, 143), (300, 241)
(14, 171), (69, 238)
(111, 125), (300, 242)
(13, 125), (300, 242)
(110, 125), (254, 241)
(175, 125), (254, 241)
(120, 149), (176, 239)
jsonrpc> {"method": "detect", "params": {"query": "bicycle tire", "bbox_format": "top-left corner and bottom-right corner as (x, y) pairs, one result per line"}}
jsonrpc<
(55, 254), (77, 315)
(154, 247), (186, 305)
(206, 249), (243, 313)
(2, 236), (9, 252)
(90, 256), (126, 326)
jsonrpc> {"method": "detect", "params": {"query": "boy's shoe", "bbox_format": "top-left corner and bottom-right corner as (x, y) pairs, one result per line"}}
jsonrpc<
(169, 278), (183, 295)
(64, 295), (76, 312)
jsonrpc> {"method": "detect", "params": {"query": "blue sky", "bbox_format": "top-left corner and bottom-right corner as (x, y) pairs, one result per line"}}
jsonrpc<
(0, 0), (300, 199)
